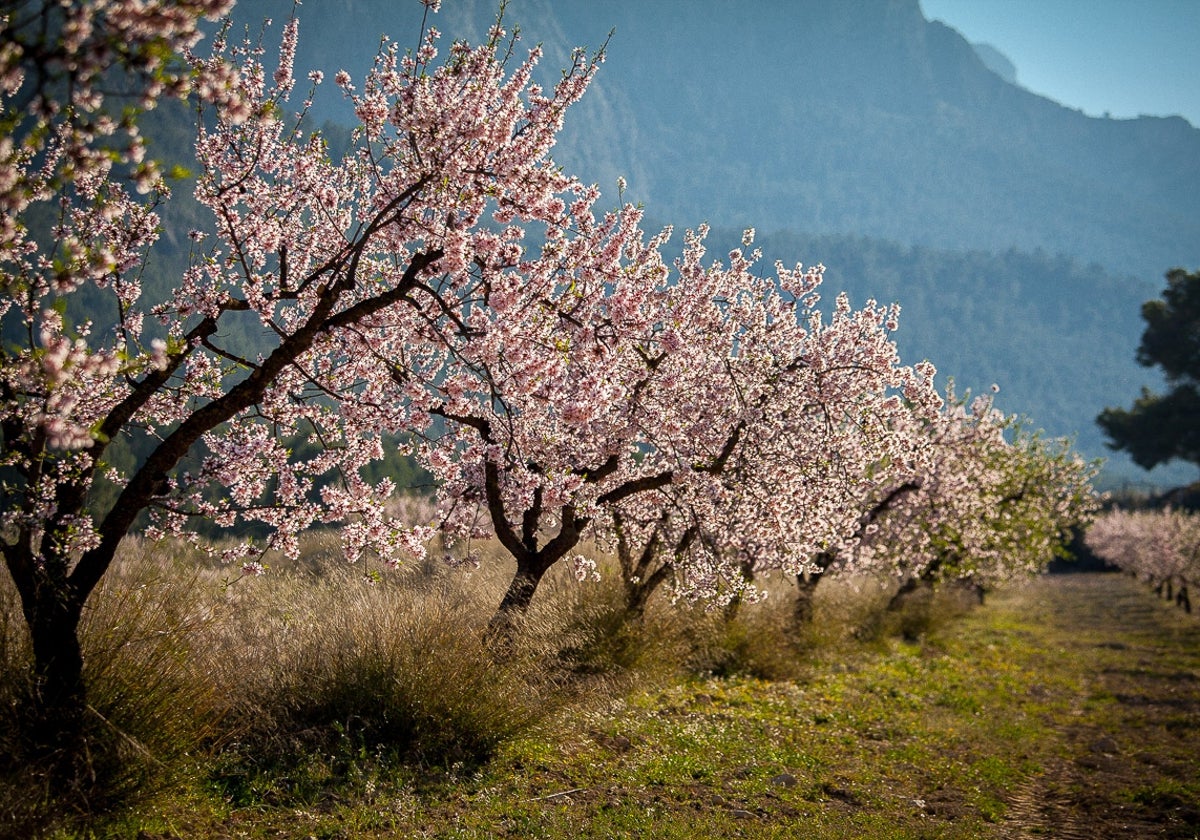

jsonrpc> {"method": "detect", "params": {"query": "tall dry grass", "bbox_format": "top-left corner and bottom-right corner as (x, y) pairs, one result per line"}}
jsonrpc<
(0, 519), (960, 833)
(0, 537), (229, 833)
(0, 526), (678, 826)
(204, 559), (566, 804)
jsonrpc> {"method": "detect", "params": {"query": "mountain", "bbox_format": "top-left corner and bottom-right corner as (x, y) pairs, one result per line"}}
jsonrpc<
(232, 0), (1199, 278)
(555, 0), (1200, 280)
(216, 0), (1200, 484)
(971, 43), (1017, 84)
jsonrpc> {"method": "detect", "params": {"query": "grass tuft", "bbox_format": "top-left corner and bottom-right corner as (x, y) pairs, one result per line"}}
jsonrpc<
(199, 563), (571, 805)
(0, 538), (227, 835)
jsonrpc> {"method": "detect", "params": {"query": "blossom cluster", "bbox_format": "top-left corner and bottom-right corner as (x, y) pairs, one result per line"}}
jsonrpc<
(831, 389), (1101, 595)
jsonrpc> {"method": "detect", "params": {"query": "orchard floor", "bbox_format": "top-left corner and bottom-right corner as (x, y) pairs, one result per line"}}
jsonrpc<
(101, 574), (1200, 838)
(987, 574), (1200, 839)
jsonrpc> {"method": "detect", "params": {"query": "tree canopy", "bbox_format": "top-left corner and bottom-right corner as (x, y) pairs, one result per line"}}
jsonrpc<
(1097, 268), (1200, 471)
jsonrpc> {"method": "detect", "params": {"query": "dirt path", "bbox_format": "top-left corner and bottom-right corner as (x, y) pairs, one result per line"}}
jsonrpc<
(992, 574), (1200, 839)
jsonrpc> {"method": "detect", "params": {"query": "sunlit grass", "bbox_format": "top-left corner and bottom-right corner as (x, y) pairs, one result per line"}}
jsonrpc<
(3, 547), (1198, 838)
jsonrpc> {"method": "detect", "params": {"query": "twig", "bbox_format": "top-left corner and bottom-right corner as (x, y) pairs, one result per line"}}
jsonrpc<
(85, 704), (164, 766)
(526, 787), (586, 802)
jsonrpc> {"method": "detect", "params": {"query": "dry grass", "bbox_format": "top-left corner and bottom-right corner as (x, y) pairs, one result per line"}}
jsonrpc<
(203, 562), (567, 806)
(0, 527), (678, 831)
(0, 538), (229, 832)
(0, 524), (968, 836)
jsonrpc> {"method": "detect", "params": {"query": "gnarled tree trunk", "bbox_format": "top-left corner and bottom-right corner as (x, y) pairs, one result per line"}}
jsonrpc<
(487, 553), (559, 641)
(793, 550), (837, 626)
(6, 553), (93, 785)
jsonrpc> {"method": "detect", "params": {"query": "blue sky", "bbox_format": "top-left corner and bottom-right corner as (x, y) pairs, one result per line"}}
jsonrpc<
(920, 0), (1200, 126)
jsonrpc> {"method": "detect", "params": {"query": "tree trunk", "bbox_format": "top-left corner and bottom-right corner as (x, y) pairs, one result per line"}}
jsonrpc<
(794, 551), (837, 626)
(23, 587), (91, 785)
(886, 576), (925, 612)
(6, 527), (113, 795)
(623, 578), (649, 621)
(623, 563), (672, 622)
(793, 572), (822, 625)
(721, 559), (757, 623)
(1177, 584), (1191, 614)
(486, 555), (555, 645)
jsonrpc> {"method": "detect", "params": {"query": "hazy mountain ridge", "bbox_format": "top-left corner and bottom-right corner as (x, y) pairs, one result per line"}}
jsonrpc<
(233, 0), (1199, 275)
(971, 43), (1017, 84)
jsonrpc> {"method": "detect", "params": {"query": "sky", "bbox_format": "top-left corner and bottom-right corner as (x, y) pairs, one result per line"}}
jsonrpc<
(920, 0), (1200, 126)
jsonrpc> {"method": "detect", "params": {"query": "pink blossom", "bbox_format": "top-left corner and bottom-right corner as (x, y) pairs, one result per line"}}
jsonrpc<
(572, 555), (601, 583)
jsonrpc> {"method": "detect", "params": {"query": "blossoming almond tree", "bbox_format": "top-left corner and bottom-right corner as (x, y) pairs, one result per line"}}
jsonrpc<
(0, 1), (603, 748)
(788, 387), (1098, 622)
(403, 198), (679, 632)
(1, 0), (240, 751)
(406, 213), (742, 633)
(956, 424), (1100, 594)
(411, 210), (946, 630)
(1086, 508), (1200, 611)
(850, 391), (1099, 608)
(855, 389), (1016, 601)
(603, 249), (943, 619)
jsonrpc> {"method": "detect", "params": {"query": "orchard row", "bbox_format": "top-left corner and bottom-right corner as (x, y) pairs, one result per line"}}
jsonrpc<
(0, 1), (1095, 742)
(1087, 509), (1200, 613)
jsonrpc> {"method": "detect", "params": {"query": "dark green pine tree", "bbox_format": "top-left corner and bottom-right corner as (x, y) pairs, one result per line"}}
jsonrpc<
(1098, 268), (1200, 472)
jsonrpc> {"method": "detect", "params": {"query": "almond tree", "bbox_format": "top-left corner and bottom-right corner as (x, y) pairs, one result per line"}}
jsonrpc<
(1, 0), (240, 757)
(787, 387), (1097, 622)
(782, 386), (998, 624)
(853, 391), (1099, 607)
(412, 209), (946, 629)
(0, 1), (602, 756)
(603, 258), (943, 620)
(408, 217), (762, 633)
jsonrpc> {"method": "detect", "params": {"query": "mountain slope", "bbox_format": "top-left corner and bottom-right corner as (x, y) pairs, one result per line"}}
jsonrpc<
(231, 0), (1199, 276)
(549, 0), (1199, 278)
